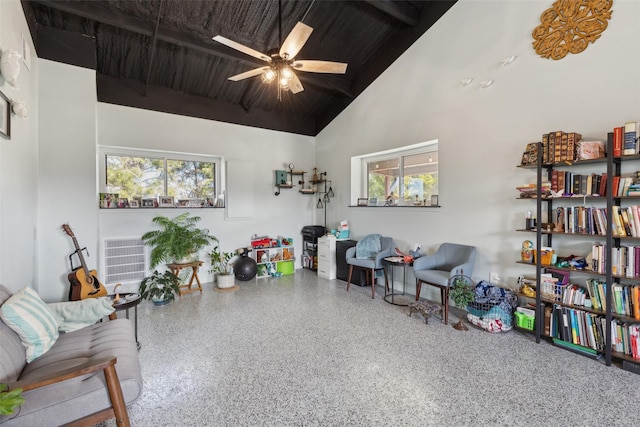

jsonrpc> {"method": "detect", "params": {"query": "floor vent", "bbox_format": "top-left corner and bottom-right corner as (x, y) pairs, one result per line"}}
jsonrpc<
(103, 238), (147, 285)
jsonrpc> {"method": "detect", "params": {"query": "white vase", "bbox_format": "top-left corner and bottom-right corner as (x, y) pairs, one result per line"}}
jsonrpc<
(216, 274), (235, 289)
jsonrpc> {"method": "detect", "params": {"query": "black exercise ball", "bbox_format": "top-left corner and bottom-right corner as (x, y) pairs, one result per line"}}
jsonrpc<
(234, 256), (257, 281)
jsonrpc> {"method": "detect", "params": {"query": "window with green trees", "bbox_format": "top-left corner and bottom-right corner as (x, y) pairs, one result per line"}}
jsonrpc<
(102, 151), (218, 200)
(364, 143), (438, 204)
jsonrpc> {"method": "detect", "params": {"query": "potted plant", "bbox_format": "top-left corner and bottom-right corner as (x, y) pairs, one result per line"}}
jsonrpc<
(141, 212), (217, 269)
(0, 384), (24, 416)
(139, 270), (181, 305)
(449, 275), (475, 331)
(209, 246), (236, 289)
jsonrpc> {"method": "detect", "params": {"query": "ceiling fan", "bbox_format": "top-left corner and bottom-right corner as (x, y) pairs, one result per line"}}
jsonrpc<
(212, 10), (347, 99)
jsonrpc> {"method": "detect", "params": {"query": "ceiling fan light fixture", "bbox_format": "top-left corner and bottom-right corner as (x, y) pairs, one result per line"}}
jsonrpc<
(281, 66), (293, 79)
(262, 68), (276, 83)
(279, 76), (290, 89)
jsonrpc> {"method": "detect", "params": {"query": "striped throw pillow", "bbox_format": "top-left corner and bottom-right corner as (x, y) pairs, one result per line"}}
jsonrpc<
(0, 287), (59, 362)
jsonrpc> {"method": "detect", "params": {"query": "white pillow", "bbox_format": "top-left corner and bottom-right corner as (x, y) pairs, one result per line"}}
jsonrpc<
(0, 287), (59, 362)
(48, 297), (115, 333)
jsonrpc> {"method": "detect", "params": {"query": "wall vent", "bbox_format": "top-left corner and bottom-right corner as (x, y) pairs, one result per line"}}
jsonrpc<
(103, 238), (147, 285)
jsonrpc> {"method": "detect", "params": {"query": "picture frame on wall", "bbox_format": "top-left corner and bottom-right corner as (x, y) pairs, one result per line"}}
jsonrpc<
(0, 91), (11, 140)
(158, 196), (175, 207)
(141, 198), (156, 208)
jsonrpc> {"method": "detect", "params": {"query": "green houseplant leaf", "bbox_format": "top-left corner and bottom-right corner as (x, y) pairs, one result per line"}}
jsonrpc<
(209, 246), (235, 276)
(141, 212), (218, 269)
(0, 384), (24, 416)
(139, 270), (181, 304)
(449, 276), (475, 309)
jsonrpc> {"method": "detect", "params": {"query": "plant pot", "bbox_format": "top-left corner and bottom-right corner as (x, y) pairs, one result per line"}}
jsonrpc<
(151, 295), (171, 305)
(175, 253), (197, 264)
(216, 274), (235, 289)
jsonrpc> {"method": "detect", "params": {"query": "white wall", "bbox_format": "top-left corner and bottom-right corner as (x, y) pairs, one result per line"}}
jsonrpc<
(96, 104), (317, 290)
(37, 60), (98, 302)
(316, 0), (640, 298)
(0, 0), (39, 292)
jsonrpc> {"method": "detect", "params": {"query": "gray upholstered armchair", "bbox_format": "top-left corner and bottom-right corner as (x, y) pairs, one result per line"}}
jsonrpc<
(345, 235), (394, 299)
(413, 243), (476, 324)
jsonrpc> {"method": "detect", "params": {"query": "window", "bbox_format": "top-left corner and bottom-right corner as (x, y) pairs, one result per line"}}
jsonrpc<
(99, 148), (221, 200)
(352, 141), (438, 205)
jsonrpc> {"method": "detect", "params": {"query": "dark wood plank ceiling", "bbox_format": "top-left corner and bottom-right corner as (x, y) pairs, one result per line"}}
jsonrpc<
(22, 0), (456, 136)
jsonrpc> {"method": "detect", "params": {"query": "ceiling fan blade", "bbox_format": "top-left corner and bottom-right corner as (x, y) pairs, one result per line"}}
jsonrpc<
(213, 35), (272, 63)
(228, 67), (270, 81)
(289, 72), (304, 94)
(279, 22), (313, 60)
(292, 60), (348, 74)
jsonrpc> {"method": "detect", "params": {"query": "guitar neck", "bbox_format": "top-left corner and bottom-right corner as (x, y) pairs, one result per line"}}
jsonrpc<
(71, 236), (92, 282)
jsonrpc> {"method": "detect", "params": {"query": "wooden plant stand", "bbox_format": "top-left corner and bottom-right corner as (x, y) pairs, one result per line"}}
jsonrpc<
(167, 261), (204, 296)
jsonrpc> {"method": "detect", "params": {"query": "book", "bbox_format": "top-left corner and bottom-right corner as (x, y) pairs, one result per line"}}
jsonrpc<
(624, 122), (639, 155)
(612, 176), (621, 197)
(598, 172), (607, 196)
(614, 127), (624, 157)
(544, 305), (552, 337)
(567, 132), (581, 161)
(612, 206), (626, 237)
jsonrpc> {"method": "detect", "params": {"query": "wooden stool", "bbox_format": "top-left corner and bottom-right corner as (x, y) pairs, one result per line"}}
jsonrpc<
(167, 261), (204, 296)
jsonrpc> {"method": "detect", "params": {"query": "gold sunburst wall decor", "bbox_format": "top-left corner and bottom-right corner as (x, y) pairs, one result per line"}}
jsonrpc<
(532, 0), (613, 60)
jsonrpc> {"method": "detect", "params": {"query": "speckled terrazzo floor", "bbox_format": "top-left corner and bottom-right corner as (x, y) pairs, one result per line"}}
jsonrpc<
(112, 269), (640, 426)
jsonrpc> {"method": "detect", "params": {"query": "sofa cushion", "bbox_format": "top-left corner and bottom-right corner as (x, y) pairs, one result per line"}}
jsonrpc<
(0, 287), (59, 363)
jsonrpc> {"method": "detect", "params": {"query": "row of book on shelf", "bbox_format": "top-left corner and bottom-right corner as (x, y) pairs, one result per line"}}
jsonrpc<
(549, 204), (640, 237)
(543, 304), (640, 359)
(520, 131), (597, 166)
(540, 271), (640, 319)
(612, 122), (640, 157)
(518, 123), (640, 167)
(548, 171), (640, 198)
(516, 172), (640, 199)
(592, 243), (640, 279)
(543, 304), (606, 352)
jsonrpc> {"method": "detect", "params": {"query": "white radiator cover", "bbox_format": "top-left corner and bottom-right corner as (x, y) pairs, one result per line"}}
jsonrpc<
(103, 238), (147, 286)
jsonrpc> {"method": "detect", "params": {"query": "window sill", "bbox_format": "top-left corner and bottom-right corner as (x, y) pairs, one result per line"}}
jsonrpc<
(349, 205), (440, 208)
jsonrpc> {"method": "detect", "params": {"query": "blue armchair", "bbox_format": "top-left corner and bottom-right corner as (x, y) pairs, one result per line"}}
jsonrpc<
(413, 243), (476, 324)
(345, 235), (394, 299)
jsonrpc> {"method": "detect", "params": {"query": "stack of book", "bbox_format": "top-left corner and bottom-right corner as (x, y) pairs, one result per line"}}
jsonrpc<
(591, 243), (640, 278)
(611, 284), (640, 318)
(550, 171), (605, 196)
(541, 131), (582, 164)
(611, 319), (640, 359)
(611, 121), (640, 157)
(545, 304), (605, 352)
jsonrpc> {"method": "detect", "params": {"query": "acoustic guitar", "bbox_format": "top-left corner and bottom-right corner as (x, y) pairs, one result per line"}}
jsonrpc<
(62, 224), (108, 300)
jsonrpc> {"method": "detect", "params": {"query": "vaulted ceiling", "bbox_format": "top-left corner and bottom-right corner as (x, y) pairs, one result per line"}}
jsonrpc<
(22, 0), (457, 136)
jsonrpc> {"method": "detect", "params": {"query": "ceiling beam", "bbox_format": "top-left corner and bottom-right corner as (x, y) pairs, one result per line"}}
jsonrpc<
(97, 74), (317, 136)
(362, 0), (421, 26)
(31, 0), (354, 100)
(33, 0), (265, 68)
(297, 74), (353, 98)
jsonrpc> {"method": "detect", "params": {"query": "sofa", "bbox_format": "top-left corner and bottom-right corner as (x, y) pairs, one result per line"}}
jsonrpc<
(0, 285), (143, 426)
